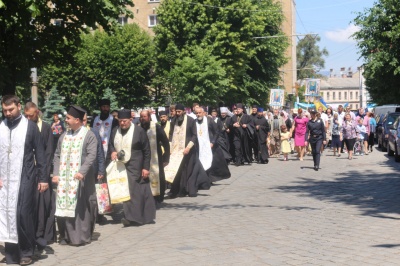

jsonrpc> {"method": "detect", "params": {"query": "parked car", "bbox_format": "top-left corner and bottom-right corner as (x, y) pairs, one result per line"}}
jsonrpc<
(387, 116), (400, 162)
(377, 112), (400, 152)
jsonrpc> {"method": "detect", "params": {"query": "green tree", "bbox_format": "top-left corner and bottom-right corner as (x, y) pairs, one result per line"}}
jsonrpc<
(40, 24), (155, 113)
(297, 35), (329, 80)
(353, 0), (400, 104)
(154, 0), (288, 106)
(103, 88), (119, 112)
(42, 87), (66, 123)
(0, 0), (133, 95)
(168, 46), (229, 105)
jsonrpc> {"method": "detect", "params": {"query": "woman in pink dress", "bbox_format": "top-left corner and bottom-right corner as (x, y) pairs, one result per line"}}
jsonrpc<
(293, 108), (309, 161)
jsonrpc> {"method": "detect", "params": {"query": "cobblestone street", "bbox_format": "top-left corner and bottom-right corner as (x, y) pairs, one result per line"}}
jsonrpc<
(3, 147), (400, 265)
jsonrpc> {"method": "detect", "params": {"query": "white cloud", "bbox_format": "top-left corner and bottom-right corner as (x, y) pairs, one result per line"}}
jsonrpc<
(325, 24), (360, 43)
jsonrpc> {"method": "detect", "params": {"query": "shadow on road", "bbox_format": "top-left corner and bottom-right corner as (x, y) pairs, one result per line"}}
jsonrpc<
(274, 158), (400, 219)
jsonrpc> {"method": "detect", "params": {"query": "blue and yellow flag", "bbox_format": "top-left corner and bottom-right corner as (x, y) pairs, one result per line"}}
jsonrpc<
(313, 97), (327, 111)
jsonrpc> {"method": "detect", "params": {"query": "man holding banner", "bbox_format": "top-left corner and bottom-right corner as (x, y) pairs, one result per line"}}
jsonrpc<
(107, 109), (156, 227)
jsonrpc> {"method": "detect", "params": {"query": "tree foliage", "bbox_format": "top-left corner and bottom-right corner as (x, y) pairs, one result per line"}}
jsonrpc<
(40, 24), (155, 113)
(296, 35), (329, 80)
(0, 0), (133, 95)
(353, 0), (400, 105)
(154, 0), (288, 106)
(41, 87), (66, 123)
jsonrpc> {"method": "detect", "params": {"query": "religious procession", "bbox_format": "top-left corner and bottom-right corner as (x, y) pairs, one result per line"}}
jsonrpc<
(0, 93), (375, 265)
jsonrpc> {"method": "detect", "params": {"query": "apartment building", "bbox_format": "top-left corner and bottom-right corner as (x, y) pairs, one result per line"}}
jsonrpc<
(320, 68), (362, 110)
(125, 0), (161, 35)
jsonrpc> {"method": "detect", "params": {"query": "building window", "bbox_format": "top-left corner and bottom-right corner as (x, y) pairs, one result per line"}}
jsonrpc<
(356, 91), (359, 99)
(118, 16), (128, 25)
(148, 15), (158, 27)
(344, 92), (347, 100)
(339, 92), (341, 100)
(327, 92), (330, 100)
(356, 104), (358, 109)
(333, 92), (336, 100)
(350, 92), (353, 100)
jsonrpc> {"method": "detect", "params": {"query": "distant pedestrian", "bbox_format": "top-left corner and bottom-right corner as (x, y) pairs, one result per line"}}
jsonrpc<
(280, 125), (291, 161)
(331, 113), (342, 156)
(305, 109), (326, 171)
(368, 112), (377, 152)
(356, 118), (367, 155)
(341, 113), (360, 160)
(293, 108), (309, 161)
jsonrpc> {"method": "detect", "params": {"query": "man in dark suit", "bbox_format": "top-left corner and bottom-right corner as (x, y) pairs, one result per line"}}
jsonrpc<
(24, 102), (55, 248)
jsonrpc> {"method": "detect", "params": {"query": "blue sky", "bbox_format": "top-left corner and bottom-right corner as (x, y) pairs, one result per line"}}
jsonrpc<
(295, 0), (376, 75)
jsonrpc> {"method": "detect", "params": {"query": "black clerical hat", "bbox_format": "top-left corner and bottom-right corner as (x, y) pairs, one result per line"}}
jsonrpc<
(252, 105), (258, 109)
(99, 99), (111, 107)
(236, 103), (244, 109)
(159, 111), (167, 116)
(118, 109), (131, 119)
(175, 103), (185, 111)
(67, 105), (86, 120)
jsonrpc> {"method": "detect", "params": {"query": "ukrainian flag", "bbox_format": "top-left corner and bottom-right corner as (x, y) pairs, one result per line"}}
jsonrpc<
(314, 97), (327, 111)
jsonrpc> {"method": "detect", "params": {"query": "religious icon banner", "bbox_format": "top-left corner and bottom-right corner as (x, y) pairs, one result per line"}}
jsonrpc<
(269, 89), (284, 107)
(305, 79), (321, 96)
(106, 161), (131, 204)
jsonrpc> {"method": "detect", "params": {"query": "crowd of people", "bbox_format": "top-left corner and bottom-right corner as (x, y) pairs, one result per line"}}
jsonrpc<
(0, 94), (375, 265)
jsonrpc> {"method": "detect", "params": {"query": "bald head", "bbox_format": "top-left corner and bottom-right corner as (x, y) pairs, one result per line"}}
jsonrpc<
(24, 101), (40, 122)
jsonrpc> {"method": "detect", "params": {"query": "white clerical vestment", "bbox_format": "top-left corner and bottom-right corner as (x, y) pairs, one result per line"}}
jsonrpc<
(0, 116), (28, 243)
(196, 118), (213, 171)
(93, 115), (114, 159)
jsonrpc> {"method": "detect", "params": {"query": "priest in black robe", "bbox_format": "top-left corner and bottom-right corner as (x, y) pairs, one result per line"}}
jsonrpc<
(53, 106), (98, 246)
(229, 103), (254, 166)
(24, 102), (56, 249)
(107, 109), (156, 226)
(218, 107), (232, 163)
(254, 107), (270, 164)
(168, 104), (200, 197)
(140, 110), (170, 206)
(0, 95), (48, 265)
(250, 105), (259, 161)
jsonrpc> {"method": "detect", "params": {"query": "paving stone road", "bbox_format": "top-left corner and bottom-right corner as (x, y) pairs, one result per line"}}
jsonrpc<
(2, 146), (400, 265)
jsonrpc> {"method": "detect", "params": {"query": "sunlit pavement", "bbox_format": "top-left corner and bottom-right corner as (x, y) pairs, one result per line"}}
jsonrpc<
(3, 145), (400, 265)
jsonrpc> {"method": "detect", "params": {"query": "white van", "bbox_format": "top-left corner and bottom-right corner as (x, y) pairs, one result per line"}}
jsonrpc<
(373, 105), (400, 117)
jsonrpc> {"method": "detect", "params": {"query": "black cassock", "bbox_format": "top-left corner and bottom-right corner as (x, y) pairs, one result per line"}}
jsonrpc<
(35, 121), (55, 247)
(250, 113), (259, 161)
(3, 118), (47, 264)
(169, 115), (209, 197)
(229, 114), (254, 164)
(254, 115), (270, 163)
(216, 116), (232, 162)
(206, 117), (231, 182)
(108, 125), (156, 224)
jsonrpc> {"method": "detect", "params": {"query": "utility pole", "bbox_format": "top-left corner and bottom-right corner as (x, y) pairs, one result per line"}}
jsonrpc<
(31, 68), (38, 105)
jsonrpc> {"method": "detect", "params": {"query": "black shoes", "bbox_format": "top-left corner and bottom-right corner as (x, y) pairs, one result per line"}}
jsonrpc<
(314, 166), (319, 171)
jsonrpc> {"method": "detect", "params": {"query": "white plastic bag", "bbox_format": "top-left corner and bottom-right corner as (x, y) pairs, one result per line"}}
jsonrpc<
(106, 161), (130, 204)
